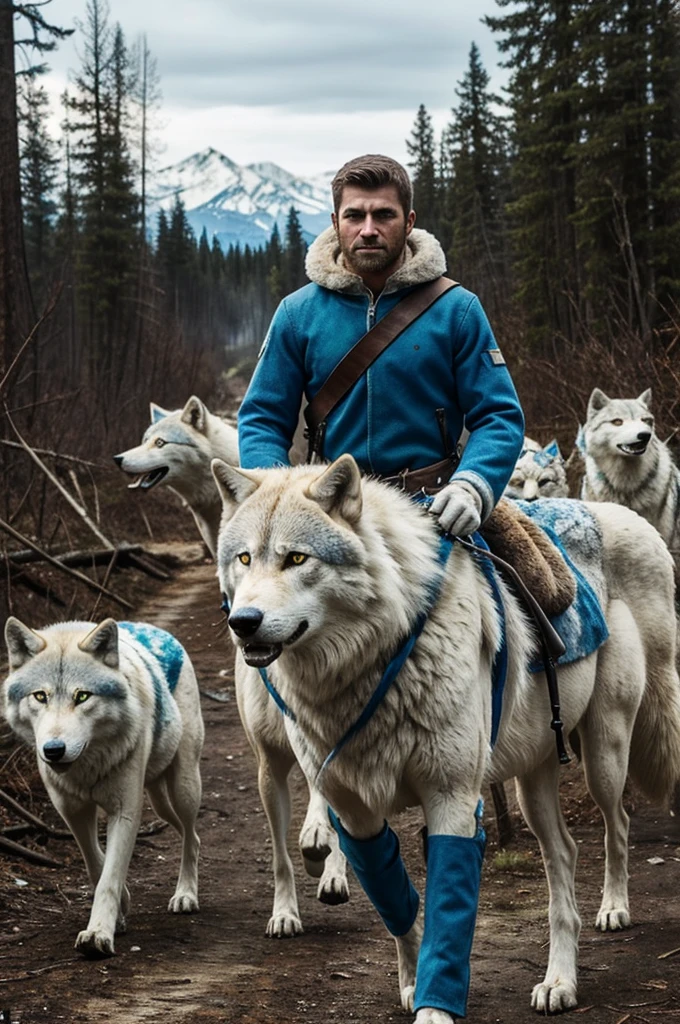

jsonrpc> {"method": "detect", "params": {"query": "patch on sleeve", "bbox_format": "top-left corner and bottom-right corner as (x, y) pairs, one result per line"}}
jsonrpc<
(486, 348), (506, 366)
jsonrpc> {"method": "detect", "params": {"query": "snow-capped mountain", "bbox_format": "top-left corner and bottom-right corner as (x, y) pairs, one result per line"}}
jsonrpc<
(150, 148), (335, 250)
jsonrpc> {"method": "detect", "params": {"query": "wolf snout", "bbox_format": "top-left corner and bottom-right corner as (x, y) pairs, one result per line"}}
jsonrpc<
(43, 739), (67, 762)
(228, 607), (265, 638)
(112, 454), (124, 467)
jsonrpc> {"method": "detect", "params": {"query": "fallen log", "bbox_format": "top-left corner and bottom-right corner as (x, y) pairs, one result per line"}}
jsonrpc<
(3, 542), (146, 568)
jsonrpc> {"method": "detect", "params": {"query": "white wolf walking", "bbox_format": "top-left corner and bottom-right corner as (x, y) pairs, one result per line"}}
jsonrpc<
(580, 387), (680, 556)
(114, 397), (349, 934)
(212, 454), (680, 1021)
(2, 618), (204, 957)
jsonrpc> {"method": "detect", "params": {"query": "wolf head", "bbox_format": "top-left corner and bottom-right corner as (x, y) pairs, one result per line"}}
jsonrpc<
(211, 455), (431, 673)
(582, 387), (655, 461)
(505, 438), (568, 501)
(113, 396), (238, 501)
(3, 619), (134, 774)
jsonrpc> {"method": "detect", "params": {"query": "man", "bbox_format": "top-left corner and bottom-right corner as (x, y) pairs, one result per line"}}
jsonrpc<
(238, 153), (524, 536)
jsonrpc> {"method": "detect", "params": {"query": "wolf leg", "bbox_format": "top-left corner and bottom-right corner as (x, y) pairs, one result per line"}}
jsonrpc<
(579, 601), (643, 932)
(328, 806), (421, 1010)
(147, 761), (201, 914)
(51, 794), (131, 936)
(413, 795), (485, 1023)
(254, 746), (304, 937)
(298, 785), (350, 904)
(516, 757), (580, 1013)
(75, 780), (144, 957)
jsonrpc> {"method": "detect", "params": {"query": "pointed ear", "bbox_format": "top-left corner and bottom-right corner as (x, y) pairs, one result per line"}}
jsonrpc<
(306, 455), (362, 525)
(78, 619), (119, 668)
(181, 395), (207, 433)
(150, 402), (170, 424)
(637, 388), (652, 410)
(211, 459), (261, 513)
(587, 388), (609, 416)
(5, 618), (46, 670)
(544, 439), (562, 459)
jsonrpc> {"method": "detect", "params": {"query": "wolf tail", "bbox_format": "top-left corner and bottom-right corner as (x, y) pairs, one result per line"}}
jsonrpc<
(628, 636), (680, 808)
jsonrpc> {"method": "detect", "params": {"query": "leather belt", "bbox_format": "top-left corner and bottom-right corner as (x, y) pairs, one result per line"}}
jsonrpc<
(379, 456), (455, 496)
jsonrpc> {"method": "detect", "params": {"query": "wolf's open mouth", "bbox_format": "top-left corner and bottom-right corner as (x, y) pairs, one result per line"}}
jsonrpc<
(617, 441), (648, 456)
(127, 467), (169, 490)
(241, 620), (309, 668)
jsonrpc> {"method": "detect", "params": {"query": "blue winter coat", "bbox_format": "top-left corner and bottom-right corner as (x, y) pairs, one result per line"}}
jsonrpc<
(238, 228), (524, 518)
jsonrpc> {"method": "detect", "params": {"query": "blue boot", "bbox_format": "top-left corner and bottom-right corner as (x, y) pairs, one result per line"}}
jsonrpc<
(328, 807), (420, 936)
(414, 806), (486, 1018)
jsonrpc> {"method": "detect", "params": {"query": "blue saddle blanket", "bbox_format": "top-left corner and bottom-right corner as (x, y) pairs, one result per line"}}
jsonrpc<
(510, 499), (609, 672)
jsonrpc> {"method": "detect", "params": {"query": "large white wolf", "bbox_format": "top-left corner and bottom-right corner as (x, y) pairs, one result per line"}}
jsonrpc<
(114, 397), (349, 934)
(580, 387), (680, 556)
(2, 618), (204, 957)
(211, 454), (680, 1022)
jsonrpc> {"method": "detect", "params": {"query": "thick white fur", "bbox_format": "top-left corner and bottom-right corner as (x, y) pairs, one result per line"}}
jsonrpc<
(581, 387), (680, 556)
(2, 619), (204, 957)
(116, 397), (349, 934)
(213, 455), (680, 1020)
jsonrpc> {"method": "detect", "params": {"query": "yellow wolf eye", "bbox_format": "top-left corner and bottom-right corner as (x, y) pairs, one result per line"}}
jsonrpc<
(155, 437), (166, 448)
(74, 691), (92, 705)
(611, 418), (623, 426)
(287, 552), (307, 567)
(32, 691), (48, 704)
(238, 552), (251, 566)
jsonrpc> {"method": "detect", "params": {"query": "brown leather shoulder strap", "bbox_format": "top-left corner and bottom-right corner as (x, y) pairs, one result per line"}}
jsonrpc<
(304, 276), (459, 437)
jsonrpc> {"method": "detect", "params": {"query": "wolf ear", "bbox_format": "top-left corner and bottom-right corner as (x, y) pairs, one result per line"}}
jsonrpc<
(78, 619), (119, 668)
(211, 459), (260, 512)
(4, 618), (47, 670)
(150, 402), (170, 424)
(587, 388), (610, 416)
(306, 454), (363, 525)
(638, 387), (652, 410)
(544, 439), (562, 459)
(181, 396), (207, 433)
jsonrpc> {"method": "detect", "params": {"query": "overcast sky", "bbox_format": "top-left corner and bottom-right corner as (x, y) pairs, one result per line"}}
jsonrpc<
(29, 0), (509, 179)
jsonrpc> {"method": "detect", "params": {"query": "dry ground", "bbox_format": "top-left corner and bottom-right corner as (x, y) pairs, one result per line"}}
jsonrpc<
(1, 554), (679, 1024)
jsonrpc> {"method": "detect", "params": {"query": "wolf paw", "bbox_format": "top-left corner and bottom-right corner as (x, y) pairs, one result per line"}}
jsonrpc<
(414, 1009), (455, 1023)
(168, 892), (199, 913)
(266, 910), (303, 938)
(400, 985), (415, 1012)
(299, 824), (332, 873)
(76, 928), (115, 958)
(596, 906), (630, 931)
(531, 978), (578, 1014)
(317, 871), (349, 905)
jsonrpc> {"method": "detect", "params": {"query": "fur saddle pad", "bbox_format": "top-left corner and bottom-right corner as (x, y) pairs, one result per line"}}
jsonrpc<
(480, 498), (576, 618)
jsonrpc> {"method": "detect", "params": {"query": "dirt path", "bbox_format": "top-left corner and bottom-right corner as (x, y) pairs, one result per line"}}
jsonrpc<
(2, 558), (679, 1024)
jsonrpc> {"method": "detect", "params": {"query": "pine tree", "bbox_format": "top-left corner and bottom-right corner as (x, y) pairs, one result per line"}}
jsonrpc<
(283, 207), (307, 294)
(406, 104), (438, 233)
(18, 74), (57, 301)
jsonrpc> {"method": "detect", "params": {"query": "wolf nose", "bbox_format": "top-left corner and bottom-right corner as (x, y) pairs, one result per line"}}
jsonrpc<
(112, 454), (123, 467)
(637, 431), (651, 443)
(228, 607), (264, 638)
(43, 740), (66, 761)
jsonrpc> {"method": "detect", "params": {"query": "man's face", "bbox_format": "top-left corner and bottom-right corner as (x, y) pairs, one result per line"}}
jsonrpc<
(332, 184), (416, 281)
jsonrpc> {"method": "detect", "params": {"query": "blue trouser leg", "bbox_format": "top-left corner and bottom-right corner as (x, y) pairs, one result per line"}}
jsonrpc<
(328, 807), (420, 937)
(414, 809), (486, 1018)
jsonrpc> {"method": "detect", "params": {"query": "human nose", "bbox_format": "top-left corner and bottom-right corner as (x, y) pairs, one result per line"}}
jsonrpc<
(360, 215), (378, 236)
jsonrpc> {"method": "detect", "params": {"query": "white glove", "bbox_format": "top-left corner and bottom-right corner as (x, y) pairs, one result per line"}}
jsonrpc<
(429, 480), (482, 536)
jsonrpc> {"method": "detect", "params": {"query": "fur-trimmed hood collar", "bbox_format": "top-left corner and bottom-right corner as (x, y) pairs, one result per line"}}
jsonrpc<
(305, 226), (447, 296)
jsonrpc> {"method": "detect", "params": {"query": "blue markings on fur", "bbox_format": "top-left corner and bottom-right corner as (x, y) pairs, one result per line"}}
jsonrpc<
(90, 678), (127, 699)
(118, 623), (185, 736)
(514, 499), (609, 670)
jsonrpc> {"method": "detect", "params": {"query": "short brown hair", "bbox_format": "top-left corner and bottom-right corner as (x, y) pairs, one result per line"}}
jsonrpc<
(331, 155), (413, 219)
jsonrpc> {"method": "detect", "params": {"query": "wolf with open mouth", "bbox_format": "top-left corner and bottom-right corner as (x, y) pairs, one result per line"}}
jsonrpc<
(579, 387), (680, 559)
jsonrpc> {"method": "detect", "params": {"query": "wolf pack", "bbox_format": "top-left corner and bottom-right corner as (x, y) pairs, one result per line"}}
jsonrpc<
(4, 384), (680, 1022)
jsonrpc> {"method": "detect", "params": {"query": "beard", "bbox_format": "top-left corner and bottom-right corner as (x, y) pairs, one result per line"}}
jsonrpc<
(339, 230), (407, 277)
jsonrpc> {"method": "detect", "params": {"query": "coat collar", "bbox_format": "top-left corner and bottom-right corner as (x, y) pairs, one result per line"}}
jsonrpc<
(304, 226), (447, 296)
